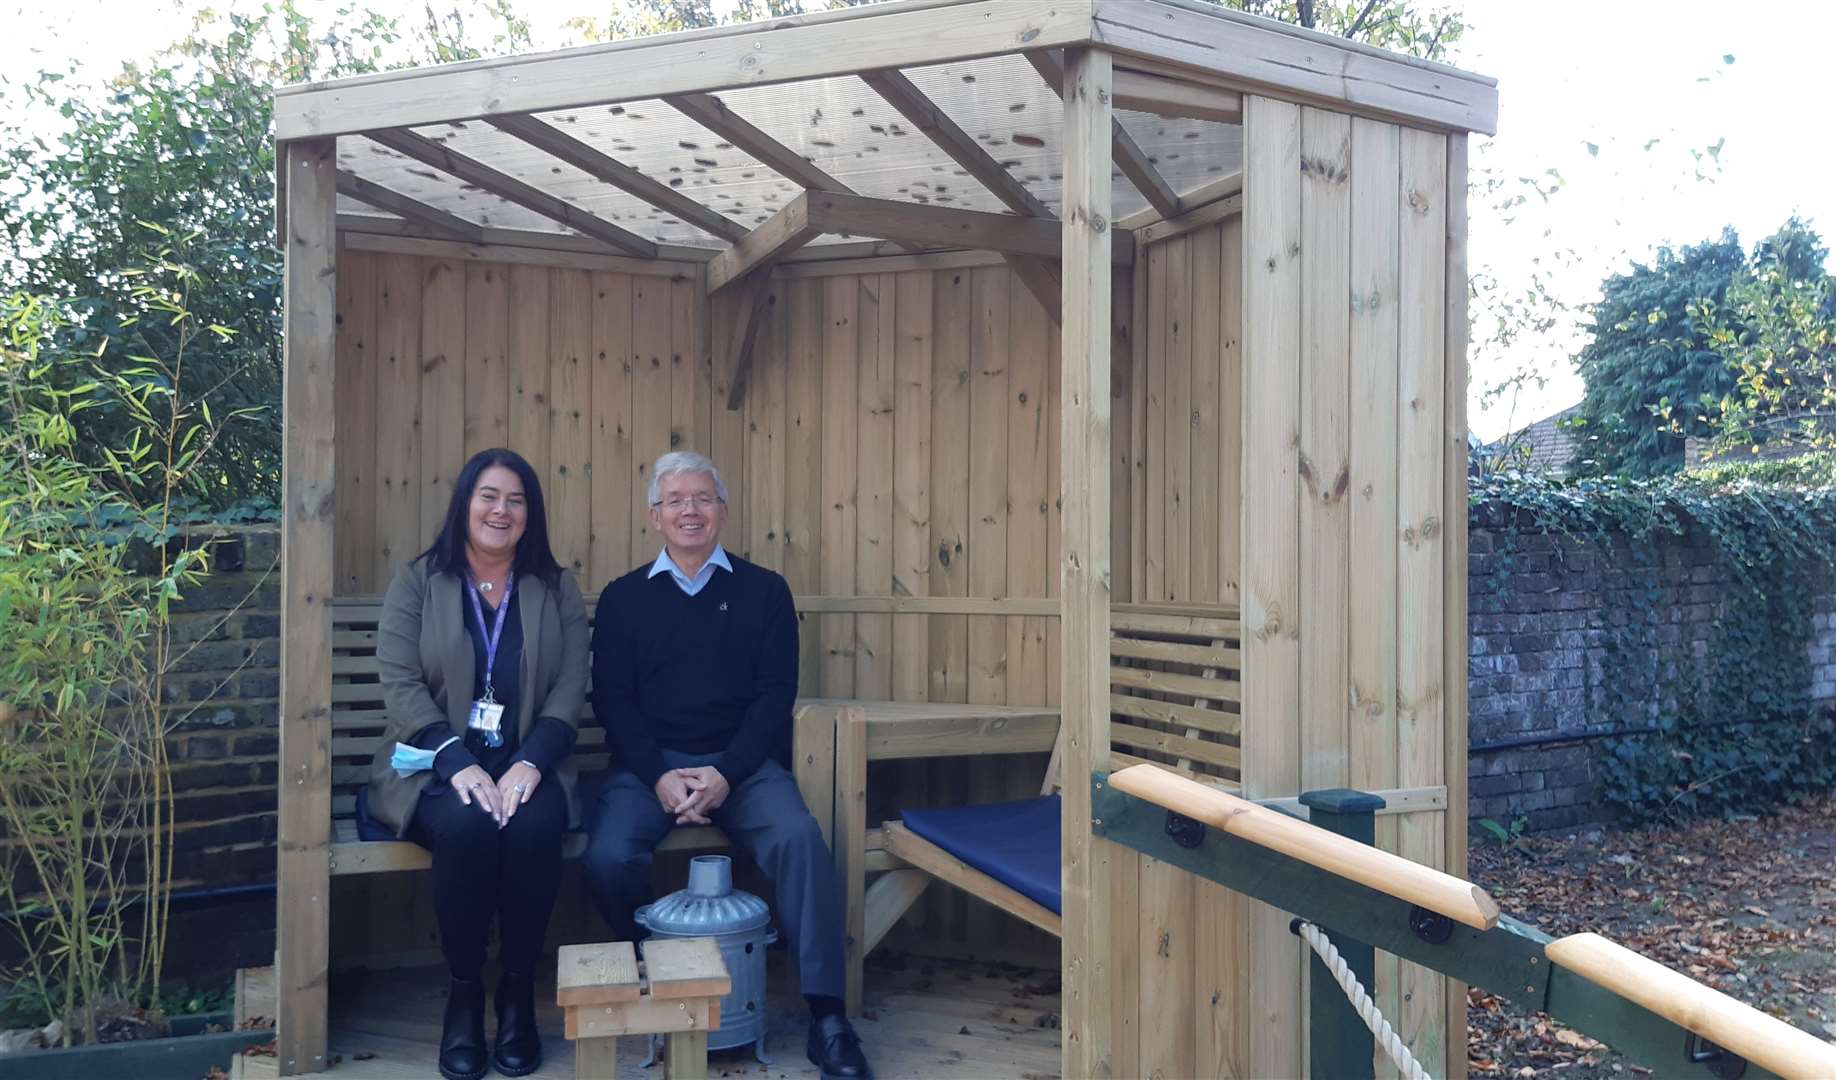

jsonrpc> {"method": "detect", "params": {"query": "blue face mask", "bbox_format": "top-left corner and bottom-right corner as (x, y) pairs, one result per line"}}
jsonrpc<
(390, 742), (439, 778)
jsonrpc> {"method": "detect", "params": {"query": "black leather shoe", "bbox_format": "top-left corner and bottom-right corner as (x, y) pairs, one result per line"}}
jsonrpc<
(492, 971), (542, 1077)
(807, 1012), (873, 1080)
(439, 977), (488, 1080)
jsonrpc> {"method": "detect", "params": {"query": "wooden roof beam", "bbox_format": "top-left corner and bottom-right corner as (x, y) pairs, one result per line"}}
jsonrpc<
(335, 170), (485, 244)
(1026, 50), (1182, 221)
(857, 67), (1061, 322)
(364, 128), (659, 258)
(665, 92), (840, 193)
(669, 90), (925, 259)
(807, 191), (1133, 264)
(707, 192), (822, 292)
(1113, 66), (1243, 125)
(484, 113), (748, 244)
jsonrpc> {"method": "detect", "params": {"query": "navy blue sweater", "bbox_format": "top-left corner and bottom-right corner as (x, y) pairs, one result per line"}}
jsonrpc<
(591, 554), (799, 788)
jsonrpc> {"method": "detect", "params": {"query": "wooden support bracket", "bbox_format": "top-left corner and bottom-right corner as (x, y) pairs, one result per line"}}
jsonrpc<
(723, 270), (777, 410)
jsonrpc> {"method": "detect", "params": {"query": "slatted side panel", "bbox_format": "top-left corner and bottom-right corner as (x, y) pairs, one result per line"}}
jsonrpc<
(331, 251), (707, 596)
(1225, 100), (1455, 1079)
(1125, 196), (1249, 1080)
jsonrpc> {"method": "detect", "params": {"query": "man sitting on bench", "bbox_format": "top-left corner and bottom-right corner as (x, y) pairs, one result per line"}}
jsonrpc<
(584, 450), (872, 1080)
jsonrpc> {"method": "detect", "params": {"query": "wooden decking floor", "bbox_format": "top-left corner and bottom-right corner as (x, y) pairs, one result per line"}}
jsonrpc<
(236, 951), (1063, 1079)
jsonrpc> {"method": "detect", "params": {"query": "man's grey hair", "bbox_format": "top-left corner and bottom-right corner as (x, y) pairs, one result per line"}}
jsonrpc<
(648, 451), (728, 507)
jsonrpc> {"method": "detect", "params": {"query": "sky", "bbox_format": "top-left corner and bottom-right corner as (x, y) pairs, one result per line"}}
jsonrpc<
(3, 0), (1831, 442)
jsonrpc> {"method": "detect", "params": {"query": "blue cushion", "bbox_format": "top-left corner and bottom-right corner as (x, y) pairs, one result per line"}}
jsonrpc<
(900, 794), (1061, 915)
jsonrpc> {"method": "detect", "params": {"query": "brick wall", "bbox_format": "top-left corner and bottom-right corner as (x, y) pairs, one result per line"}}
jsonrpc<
(160, 525), (282, 899)
(1466, 504), (1836, 833)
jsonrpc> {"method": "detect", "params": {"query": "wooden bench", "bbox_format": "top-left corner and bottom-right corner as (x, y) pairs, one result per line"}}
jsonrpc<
(832, 603), (1245, 1010)
(328, 600), (836, 876)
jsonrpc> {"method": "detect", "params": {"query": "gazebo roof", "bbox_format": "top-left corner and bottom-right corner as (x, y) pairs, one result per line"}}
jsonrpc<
(276, 0), (1496, 262)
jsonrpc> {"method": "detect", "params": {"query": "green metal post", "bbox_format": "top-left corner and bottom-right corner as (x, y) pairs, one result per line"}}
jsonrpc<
(1298, 788), (1385, 1080)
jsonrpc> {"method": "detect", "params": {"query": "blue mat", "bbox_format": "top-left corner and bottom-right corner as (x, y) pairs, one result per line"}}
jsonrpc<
(900, 794), (1062, 915)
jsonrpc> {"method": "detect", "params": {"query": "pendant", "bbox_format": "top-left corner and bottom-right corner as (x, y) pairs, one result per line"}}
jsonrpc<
(480, 581), (493, 593)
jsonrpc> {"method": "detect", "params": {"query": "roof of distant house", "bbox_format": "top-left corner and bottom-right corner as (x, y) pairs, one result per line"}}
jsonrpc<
(1487, 404), (1582, 474)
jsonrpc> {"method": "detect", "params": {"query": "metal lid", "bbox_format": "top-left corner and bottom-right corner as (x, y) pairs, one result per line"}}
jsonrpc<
(637, 855), (771, 936)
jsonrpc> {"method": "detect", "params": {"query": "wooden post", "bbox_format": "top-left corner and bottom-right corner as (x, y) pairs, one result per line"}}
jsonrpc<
(1059, 46), (1114, 1080)
(276, 136), (337, 1077)
(574, 1035), (619, 1079)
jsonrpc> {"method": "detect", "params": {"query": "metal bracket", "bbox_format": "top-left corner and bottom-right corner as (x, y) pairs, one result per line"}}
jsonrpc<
(1684, 1031), (1748, 1080)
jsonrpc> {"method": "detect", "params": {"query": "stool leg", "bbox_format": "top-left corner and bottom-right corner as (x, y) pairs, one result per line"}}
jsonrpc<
(664, 1029), (708, 1080)
(575, 1035), (619, 1079)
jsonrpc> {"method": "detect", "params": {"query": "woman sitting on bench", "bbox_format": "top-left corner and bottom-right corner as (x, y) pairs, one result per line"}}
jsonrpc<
(364, 448), (590, 1080)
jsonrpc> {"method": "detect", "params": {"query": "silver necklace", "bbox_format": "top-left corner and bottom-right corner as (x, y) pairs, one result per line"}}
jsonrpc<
(479, 580), (493, 593)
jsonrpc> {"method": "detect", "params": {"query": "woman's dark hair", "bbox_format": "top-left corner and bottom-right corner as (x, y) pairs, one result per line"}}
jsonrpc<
(419, 448), (565, 586)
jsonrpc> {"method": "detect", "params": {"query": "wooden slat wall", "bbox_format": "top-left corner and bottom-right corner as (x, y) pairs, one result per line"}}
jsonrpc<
(1119, 194), (1249, 1080)
(333, 250), (1075, 960)
(1230, 96), (1456, 1079)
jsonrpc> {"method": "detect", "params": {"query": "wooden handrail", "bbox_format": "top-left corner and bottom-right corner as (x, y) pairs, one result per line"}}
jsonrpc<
(1545, 933), (1836, 1080)
(329, 593), (1239, 622)
(1106, 764), (1499, 931)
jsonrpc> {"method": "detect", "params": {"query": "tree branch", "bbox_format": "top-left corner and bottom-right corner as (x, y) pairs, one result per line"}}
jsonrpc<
(1345, 0), (1383, 39)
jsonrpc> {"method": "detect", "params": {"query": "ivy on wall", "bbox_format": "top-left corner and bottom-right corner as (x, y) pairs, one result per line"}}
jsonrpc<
(1471, 462), (1836, 821)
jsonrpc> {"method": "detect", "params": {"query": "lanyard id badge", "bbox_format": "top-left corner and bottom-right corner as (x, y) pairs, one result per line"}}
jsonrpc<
(466, 572), (515, 748)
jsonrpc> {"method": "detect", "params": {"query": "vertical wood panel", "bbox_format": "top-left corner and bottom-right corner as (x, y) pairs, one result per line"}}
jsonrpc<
(418, 259), (466, 549)
(462, 264), (508, 460)
(549, 269), (594, 579)
(373, 254), (423, 584)
(1218, 215), (1244, 606)
(705, 270), (744, 554)
(1444, 132), (1473, 1080)
(1108, 271), (1131, 607)
(1059, 46), (1114, 1080)
(965, 265), (1010, 949)
(333, 251), (376, 596)
(1241, 93), (1305, 1080)
(670, 276), (697, 456)
(746, 279), (789, 574)
(1189, 226), (1223, 605)
(820, 276), (860, 697)
(1397, 125), (1450, 1077)
(277, 136), (336, 1077)
(928, 268), (972, 706)
(1144, 241), (1169, 601)
(856, 273), (896, 700)
(968, 265), (1011, 708)
(892, 271), (934, 703)
(630, 276), (672, 562)
(784, 279), (825, 693)
(1348, 117), (1405, 1066)
(1164, 235), (1193, 601)
(1300, 107), (1354, 793)
(590, 273), (635, 586)
(1139, 854), (1197, 1079)
(1008, 274), (1051, 708)
(1129, 258), (1149, 605)
(506, 264), (551, 480)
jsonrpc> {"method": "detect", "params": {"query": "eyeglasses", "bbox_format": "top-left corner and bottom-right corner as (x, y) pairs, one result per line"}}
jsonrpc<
(653, 494), (723, 512)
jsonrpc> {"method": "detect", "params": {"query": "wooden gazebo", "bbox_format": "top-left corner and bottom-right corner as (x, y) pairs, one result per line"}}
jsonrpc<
(275, 2), (1496, 1075)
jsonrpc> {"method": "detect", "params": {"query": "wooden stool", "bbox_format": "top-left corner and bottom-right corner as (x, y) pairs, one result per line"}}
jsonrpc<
(558, 937), (731, 1080)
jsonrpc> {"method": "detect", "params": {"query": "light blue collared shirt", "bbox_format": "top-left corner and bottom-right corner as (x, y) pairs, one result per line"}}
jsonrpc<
(648, 544), (733, 597)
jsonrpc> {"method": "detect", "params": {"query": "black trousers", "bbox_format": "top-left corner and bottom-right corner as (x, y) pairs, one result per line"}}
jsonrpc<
(408, 776), (567, 981)
(582, 751), (846, 999)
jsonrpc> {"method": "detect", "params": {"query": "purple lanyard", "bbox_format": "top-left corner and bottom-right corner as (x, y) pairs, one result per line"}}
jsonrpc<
(465, 572), (515, 701)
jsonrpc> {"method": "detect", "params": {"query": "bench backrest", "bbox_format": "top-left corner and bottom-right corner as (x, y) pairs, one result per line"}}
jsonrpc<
(1042, 603), (1243, 796)
(329, 598), (1243, 830)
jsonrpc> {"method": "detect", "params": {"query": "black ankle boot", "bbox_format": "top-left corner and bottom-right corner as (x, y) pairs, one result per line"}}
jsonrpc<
(439, 977), (488, 1080)
(493, 970), (542, 1077)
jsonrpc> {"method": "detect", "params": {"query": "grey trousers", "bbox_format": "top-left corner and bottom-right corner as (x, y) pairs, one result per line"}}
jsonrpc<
(583, 749), (846, 999)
